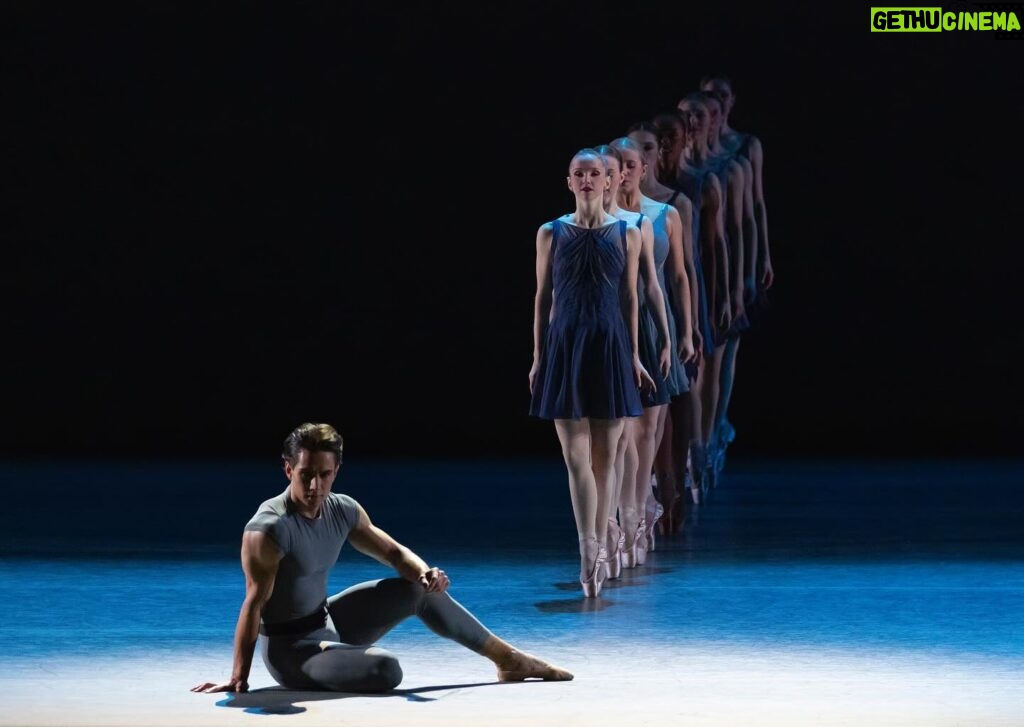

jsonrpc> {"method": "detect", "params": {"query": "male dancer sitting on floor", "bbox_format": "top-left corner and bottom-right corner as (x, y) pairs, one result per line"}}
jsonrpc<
(193, 422), (572, 693)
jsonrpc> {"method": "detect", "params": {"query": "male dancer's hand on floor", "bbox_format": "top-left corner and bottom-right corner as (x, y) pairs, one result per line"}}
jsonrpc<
(191, 677), (248, 694)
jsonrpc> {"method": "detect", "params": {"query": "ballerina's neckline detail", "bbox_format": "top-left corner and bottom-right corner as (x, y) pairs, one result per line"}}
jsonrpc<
(559, 217), (620, 230)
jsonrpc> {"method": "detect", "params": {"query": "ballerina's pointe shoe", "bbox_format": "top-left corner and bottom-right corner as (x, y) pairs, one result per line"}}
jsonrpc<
(645, 492), (665, 551)
(703, 457), (717, 494)
(496, 649), (575, 682)
(657, 477), (679, 536)
(580, 539), (608, 598)
(606, 518), (625, 580)
(634, 518), (649, 566)
(685, 448), (700, 505)
(715, 418), (736, 476)
(672, 489), (686, 534)
(620, 525), (638, 569)
(690, 442), (709, 501)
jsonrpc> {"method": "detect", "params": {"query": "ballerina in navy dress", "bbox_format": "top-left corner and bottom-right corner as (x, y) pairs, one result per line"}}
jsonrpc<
(702, 75), (774, 308)
(529, 148), (654, 598)
(595, 142), (672, 577)
(700, 89), (751, 484)
(674, 97), (733, 499)
(627, 121), (703, 529)
(606, 137), (695, 564)
(701, 75), (776, 477)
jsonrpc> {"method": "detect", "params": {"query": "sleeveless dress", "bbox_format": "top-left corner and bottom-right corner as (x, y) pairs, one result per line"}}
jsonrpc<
(709, 152), (751, 343)
(530, 218), (643, 420)
(659, 191), (699, 381)
(726, 131), (769, 321)
(644, 201), (688, 397)
(675, 165), (718, 357)
(723, 130), (750, 157)
(613, 211), (669, 408)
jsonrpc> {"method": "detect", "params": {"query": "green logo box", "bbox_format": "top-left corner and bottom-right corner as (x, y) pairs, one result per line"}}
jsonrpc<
(871, 7), (943, 31)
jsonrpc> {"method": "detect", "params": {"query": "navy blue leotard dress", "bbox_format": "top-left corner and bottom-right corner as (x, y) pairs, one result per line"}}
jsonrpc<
(618, 212), (670, 408)
(649, 202), (689, 397)
(530, 218), (643, 420)
(709, 152), (750, 343)
(674, 166), (718, 357)
(730, 132), (769, 320)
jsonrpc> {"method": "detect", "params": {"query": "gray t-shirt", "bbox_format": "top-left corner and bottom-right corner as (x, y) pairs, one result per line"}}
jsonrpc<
(244, 490), (361, 624)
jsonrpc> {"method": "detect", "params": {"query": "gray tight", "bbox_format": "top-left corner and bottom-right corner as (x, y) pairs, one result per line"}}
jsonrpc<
(259, 578), (493, 692)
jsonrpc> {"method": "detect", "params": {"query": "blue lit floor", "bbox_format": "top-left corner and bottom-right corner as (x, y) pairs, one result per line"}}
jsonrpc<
(1, 458), (1023, 725)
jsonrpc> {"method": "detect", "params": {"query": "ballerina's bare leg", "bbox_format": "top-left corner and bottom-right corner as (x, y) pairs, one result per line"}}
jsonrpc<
(555, 417), (625, 592)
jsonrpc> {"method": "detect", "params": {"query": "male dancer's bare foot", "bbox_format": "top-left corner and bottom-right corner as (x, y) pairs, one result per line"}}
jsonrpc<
(484, 636), (573, 681)
(495, 648), (574, 682)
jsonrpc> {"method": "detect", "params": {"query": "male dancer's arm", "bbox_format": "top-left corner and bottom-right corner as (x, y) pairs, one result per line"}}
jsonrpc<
(748, 137), (773, 288)
(348, 503), (450, 593)
(192, 531), (281, 694)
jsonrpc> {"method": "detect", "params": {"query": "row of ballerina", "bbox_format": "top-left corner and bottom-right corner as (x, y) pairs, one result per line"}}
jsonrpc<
(527, 76), (775, 597)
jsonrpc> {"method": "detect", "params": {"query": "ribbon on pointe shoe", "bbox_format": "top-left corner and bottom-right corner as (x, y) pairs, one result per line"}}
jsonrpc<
(606, 519), (625, 580)
(609, 519), (626, 551)
(581, 541), (609, 598)
(634, 518), (649, 566)
(593, 546), (609, 593)
(646, 500), (665, 551)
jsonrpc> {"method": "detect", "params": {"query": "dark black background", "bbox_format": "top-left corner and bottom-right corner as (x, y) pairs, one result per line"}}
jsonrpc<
(4, 3), (1023, 461)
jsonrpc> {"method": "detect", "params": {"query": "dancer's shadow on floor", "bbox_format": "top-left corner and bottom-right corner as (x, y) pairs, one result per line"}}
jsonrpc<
(549, 566), (674, 591)
(533, 595), (614, 613)
(218, 681), (500, 714)
(537, 565), (675, 612)
(606, 565), (675, 584)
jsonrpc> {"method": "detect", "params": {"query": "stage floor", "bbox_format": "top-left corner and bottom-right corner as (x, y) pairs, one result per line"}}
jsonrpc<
(2, 458), (1023, 725)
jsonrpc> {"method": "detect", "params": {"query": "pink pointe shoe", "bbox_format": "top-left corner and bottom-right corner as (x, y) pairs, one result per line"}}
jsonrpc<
(635, 518), (649, 566)
(687, 466), (701, 505)
(606, 518), (625, 580)
(645, 490), (665, 552)
(579, 538), (608, 598)
(689, 442), (707, 504)
(621, 519), (647, 569)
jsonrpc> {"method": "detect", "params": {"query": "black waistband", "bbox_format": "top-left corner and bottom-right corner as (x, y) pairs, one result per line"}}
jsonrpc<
(260, 601), (328, 636)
